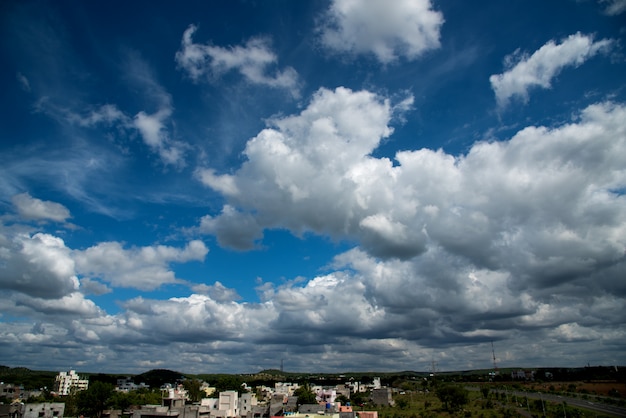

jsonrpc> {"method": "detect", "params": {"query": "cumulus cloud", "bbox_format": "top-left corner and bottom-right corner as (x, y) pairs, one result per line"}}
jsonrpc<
(73, 240), (209, 291)
(118, 294), (274, 343)
(13, 292), (101, 317)
(133, 106), (188, 168)
(490, 32), (613, 107)
(80, 277), (112, 296)
(197, 87), (415, 256)
(24, 243), (621, 371)
(192, 281), (242, 302)
(176, 25), (300, 96)
(11, 192), (71, 222)
(0, 232), (79, 299)
(318, 0), (444, 63)
(196, 90), (626, 310)
(196, 206), (263, 250)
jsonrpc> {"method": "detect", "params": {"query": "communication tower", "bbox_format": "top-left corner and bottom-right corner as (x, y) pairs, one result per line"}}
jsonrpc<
(491, 341), (499, 375)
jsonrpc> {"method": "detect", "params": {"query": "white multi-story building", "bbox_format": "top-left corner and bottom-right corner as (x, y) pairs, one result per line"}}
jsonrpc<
(209, 390), (238, 418)
(54, 370), (89, 395)
(238, 392), (257, 417)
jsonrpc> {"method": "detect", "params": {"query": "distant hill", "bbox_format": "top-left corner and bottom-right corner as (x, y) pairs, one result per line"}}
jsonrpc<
(135, 369), (185, 388)
(0, 366), (57, 390)
(1, 365), (623, 390)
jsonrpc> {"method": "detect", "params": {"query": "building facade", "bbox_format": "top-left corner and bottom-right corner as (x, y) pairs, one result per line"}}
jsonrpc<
(53, 370), (88, 396)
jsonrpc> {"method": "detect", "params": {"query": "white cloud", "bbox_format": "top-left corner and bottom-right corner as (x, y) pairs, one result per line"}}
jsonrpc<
(73, 240), (208, 291)
(195, 169), (239, 197)
(12, 192), (71, 222)
(192, 281), (241, 302)
(196, 90), (626, 305)
(0, 231), (79, 299)
(599, 0), (626, 14)
(176, 25), (300, 96)
(118, 294), (275, 343)
(490, 32), (613, 107)
(32, 88), (187, 169)
(80, 277), (112, 296)
(197, 87), (411, 254)
(318, 0), (444, 63)
(133, 107), (188, 168)
(127, 66), (189, 168)
(197, 206), (263, 250)
(16, 72), (30, 91)
(13, 292), (101, 317)
(67, 104), (129, 127)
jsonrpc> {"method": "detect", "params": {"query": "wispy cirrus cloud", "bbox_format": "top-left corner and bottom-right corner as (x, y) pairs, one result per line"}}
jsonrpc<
(175, 25), (300, 97)
(598, 0), (626, 15)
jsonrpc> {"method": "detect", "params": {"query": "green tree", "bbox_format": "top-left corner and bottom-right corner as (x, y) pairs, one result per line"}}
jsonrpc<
(109, 391), (132, 411)
(214, 375), (243, 393)
(63, 387), (79, 418)
(183, 379), (203, 402)
(395, 397), (409, 409)
(435, 385), (469, 412)
(294, 384), (317, 405)
(77, 381), (114, 418)
(335, 394), (350, 405)
(351, 391), (368, 406)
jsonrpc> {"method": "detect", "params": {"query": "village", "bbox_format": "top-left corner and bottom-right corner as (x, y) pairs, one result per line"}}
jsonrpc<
(1, 369), (393, 418)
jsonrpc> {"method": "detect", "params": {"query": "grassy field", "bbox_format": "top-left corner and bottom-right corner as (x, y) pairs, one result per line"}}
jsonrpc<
(367, 383), (623, 418)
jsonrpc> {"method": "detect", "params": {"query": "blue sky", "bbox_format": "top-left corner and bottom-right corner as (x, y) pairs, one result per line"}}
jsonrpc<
(1, 0), (625, 374)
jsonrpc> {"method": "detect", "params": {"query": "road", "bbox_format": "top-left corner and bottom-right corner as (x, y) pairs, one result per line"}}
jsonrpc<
(495, 389), (626, 417)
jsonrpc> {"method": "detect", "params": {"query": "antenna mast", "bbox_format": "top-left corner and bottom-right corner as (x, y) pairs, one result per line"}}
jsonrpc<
(491, 341), (499, 375)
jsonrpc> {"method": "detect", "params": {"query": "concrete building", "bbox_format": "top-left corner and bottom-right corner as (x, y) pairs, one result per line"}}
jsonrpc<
(7, 403), (66, 418)
(210, 390), (238, 418)
(161, 385), (188, 408)
(53, 370), (88, 395)
(370, 389), (393, 407)
(116, 377), (149, 392)
(238, 392), (257, 417)
(0, 403), (21, 418)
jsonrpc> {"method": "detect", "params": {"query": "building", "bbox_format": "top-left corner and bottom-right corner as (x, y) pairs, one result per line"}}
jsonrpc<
(1, 403), (65, 418)
(238, 392), (257, 418)
(116, 377), (149, 392)
(370, 389), (393, 407)
(53, 370), (88, 396)
(210, 390), (238, 418)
